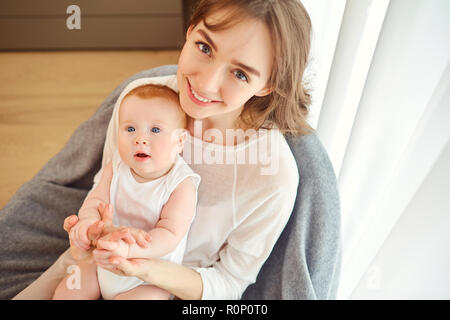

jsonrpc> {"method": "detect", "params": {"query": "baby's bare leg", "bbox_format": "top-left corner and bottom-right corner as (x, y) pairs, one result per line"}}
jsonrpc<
(52, 259), (101, 300)
(113, 284), (171, 300)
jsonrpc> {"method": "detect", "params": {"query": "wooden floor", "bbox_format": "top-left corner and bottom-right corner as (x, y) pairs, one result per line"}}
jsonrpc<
(0, 50), (180, 208)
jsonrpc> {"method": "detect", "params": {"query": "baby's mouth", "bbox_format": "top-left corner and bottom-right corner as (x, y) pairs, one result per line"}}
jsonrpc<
(134, 152), (151, 159)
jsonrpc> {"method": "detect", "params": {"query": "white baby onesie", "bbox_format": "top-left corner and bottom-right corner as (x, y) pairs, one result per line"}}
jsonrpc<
(97, 154), (201, 299)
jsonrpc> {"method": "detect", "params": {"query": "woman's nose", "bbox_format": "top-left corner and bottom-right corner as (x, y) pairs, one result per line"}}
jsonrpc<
(198, 63), (223, 94)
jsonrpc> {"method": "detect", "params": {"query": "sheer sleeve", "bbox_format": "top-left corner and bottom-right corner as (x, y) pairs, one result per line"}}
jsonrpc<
(195, 178), (298, 300)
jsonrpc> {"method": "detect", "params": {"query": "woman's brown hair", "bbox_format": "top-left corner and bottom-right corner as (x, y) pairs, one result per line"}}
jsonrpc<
(189, 0), (313, 136)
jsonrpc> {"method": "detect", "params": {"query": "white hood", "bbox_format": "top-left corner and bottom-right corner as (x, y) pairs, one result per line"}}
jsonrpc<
(93, 74), (178, 188)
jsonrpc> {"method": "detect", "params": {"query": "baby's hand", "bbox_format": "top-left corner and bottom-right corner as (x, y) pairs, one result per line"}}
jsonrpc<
(94, 203), (151, 248)
(69, 218), (99, 251)
(64, 215), (92, 261)
(125, 227), (151, 249)
(98, 229), (131, 257)
(93, 229), (132, 268)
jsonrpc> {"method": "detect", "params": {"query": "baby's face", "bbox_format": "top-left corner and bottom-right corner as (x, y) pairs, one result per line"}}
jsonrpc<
(118, 95), (186, 181)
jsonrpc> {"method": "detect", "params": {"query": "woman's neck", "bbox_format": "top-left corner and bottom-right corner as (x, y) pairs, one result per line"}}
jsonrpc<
(187, 115), (251, 146)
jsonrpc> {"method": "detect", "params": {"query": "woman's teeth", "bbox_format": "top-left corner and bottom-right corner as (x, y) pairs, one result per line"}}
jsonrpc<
(191, 87), (212, 103)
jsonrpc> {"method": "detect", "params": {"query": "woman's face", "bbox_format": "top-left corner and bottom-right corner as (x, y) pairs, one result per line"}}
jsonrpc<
(177, 10), (274, 127)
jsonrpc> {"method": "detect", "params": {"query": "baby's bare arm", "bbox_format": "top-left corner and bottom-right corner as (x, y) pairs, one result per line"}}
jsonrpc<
(78, 161), (113, 221)
(68, 162), (114, 251)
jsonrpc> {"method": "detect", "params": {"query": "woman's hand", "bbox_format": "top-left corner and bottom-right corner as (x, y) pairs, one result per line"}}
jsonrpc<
(101, 255), (204, 300)
(101, 255), (154, 280)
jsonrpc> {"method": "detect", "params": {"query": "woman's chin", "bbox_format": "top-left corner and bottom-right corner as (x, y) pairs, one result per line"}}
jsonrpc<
(180, 96), (208, 120)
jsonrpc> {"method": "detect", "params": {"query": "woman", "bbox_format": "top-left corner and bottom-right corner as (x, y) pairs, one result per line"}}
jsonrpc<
(6, 0), (341, 300)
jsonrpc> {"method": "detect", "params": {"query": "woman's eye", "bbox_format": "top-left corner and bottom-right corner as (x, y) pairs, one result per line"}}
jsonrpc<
(127, 126), (135, 132)
(234, 70), (248, 82)
(151, 127), (161, 133)
(196, 42), (211, 56)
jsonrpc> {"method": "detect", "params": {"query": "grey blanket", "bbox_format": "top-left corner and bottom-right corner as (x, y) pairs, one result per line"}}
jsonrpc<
(0, 65), (341, 300)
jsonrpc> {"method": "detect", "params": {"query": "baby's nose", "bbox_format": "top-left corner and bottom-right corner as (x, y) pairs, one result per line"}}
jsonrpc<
(135, 136), (148, 145)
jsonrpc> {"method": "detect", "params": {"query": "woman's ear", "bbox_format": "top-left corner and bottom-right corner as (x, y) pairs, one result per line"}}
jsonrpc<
(255, 87), (273, 97)
(176, 129), (188, 154)
(170, 129), (188, 162)
(186, 25), (194, 39)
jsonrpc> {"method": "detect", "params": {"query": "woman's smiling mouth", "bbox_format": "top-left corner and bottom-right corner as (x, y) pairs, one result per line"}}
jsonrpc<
(187, 79), (221, 106)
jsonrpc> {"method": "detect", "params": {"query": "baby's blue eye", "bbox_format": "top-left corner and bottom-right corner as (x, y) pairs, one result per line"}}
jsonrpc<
(151, 127), (160, 133)
(127, 126), (135, 132)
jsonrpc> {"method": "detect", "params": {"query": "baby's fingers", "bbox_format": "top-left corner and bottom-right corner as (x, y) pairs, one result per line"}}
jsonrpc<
(77, 227), (92, 250)
(70, 227), (90, 251)
(63, 215), (78, 233)
(110, 228), (135, 245)
(135, 231), (151, 248)
(120, 232), (136, 245)
(96, 239), (118, 251)
(87, 220), (105, 244)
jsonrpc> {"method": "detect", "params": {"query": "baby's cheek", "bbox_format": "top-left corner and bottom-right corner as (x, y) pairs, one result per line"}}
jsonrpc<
(118, 138), (129, 157)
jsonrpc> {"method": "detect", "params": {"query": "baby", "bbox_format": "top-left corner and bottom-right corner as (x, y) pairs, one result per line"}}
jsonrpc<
(53, 83), (200, 300)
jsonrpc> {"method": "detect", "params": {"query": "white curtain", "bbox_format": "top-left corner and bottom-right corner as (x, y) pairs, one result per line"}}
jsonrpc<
(302, 0), (450, 299)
